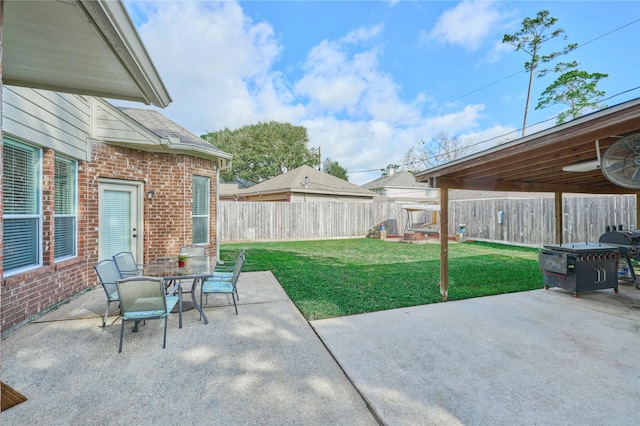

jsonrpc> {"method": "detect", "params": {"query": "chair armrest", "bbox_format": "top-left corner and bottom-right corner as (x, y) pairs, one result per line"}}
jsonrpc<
(166, 281), (182, 297)
(215, 265), (235, 271)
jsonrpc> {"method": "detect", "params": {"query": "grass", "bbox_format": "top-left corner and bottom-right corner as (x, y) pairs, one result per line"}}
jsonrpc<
(220, 238), (543, 321)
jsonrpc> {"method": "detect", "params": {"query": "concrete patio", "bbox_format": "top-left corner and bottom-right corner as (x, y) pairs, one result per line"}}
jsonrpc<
(1, 272), (639, 425)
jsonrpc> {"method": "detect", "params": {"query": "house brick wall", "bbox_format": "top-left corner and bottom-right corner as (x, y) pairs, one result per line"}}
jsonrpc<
(1, 141), (219, 334)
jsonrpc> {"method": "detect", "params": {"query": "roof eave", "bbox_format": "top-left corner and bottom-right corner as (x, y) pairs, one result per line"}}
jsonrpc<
(3, 0), (171, 108)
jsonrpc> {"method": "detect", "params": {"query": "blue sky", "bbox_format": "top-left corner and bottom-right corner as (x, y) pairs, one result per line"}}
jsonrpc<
(121, 1), (640, 185)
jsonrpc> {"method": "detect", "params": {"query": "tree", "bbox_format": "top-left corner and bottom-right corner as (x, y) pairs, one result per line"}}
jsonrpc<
(400, 132), (471, 171)
(323, 158), (349, 181)
(202, 121), (319, 183)
(536, 60), (608, 124)
(503, 10), (577, 136)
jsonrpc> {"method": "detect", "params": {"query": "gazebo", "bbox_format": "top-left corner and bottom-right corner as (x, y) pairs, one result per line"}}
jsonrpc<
(415, 99), (640, 300)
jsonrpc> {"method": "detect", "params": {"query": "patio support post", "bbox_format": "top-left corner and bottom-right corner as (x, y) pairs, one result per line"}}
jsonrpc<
(554, 192), (563, 244)
(636, 194), (639, 230)
(439, 187), (449, 301)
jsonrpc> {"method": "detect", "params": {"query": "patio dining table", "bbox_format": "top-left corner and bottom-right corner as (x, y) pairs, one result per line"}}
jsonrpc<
(142, 256), (216, 324)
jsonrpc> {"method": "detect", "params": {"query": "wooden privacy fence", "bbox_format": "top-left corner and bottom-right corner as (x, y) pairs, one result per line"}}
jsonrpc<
(219, 201), (406, 241)
(218, 195), (637, 245)
(449, 194), (637, 246)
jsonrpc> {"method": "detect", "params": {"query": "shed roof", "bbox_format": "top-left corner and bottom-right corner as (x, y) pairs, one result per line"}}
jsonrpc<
(239, 165), (377, 198)
(415, 98), (640, 195)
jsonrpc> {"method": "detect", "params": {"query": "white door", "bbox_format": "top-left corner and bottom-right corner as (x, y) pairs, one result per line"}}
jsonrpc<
(98, 180), (144, 261)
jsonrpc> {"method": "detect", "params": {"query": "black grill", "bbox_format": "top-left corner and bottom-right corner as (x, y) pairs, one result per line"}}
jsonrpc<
(539, 242), (620, 297)
(598, 228), (640, 288)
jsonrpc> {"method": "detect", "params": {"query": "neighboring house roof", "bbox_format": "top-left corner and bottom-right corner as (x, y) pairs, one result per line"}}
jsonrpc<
(238, 165), (377, 198)
(362, 171), (430, 191)
(3, 1), (171, 107)
(219, 179), (256, 200)
(219, 183), (242, 199)
(96, 102), (232, 165)
(234, 178), (256, 189)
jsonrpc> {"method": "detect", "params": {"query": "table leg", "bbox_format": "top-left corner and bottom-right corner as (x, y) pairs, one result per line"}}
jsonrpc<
(190, 277), (208, 324)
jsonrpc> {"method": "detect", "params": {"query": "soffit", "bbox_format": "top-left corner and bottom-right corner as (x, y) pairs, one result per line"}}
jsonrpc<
(3, 0), (171, 107)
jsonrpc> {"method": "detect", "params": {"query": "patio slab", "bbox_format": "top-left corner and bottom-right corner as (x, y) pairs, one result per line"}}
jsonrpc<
(0, 271), (377, 425)
(3, 270), (639, 425)
(311, 281), (640, 425)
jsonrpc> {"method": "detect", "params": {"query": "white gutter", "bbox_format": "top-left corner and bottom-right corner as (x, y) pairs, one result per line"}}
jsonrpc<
(216, 159), (233, 261)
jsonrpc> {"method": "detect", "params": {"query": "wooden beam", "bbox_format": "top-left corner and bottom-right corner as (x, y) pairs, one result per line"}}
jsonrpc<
(426, 177), (634, 195)
(440, 187), (449, 301)
(555, 192), (563, 244)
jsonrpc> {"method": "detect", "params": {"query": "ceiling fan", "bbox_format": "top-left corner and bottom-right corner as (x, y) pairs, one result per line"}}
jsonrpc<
(562, 134), (640, 189)
(601, 133), (640, 189)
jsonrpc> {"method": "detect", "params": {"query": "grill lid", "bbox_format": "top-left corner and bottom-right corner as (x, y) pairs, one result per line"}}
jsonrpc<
(543, 242), (621, 253)
(599, 229), (640, 246)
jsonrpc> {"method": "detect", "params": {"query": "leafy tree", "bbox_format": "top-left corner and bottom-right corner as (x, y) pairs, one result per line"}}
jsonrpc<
(503, 10), (577, 136)
(323, 158), (349, 181)
(399, 132), (471, 171)
(536, 60), (608, 124)
(202, 121), (319, 183)
(381, 164), (400, 177)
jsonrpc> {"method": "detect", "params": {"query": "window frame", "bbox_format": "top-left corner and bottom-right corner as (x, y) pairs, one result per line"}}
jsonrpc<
(192, 175), (210, 245)
(3, 138), (43, 276)
(54, 154), (78, 261)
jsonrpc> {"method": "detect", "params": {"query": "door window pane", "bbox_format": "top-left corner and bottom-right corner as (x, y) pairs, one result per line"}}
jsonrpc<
(102, 190), (131, 258)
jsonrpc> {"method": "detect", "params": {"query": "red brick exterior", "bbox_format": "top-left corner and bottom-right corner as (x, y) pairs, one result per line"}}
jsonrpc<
(1, 141), (219, 334)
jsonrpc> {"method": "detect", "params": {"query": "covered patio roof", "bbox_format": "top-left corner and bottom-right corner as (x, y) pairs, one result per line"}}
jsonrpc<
(414, 98), (640, 301)
(3, 0), (171, 107)
(415, 98), (640, 195)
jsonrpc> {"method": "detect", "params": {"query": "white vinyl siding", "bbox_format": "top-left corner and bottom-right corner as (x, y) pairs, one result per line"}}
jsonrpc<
(54, 155), (78, 260)
(3, 138), (42, 274)
(192, 176), (210, 244)
(2, 86), (90, 160)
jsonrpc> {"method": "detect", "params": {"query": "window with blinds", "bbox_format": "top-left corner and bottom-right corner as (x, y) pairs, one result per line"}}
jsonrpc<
(3, 138), (42, 273)
(192, 175), (210, 244)
(54, 155), (77, 260)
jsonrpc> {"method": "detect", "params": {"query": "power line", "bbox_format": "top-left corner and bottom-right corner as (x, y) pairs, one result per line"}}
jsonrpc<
(339, 18), (640, 146)
(348, 86), (640, 175)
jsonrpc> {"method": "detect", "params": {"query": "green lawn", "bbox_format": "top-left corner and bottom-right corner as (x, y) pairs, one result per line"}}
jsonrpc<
(221, 238), (543, 321)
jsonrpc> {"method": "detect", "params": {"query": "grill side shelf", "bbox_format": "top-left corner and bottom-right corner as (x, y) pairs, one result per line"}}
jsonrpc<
(539, 250), (568, 275)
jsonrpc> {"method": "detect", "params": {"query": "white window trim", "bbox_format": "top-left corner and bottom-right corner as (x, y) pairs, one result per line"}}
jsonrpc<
(54, 155), (78, 261)
(192, 175), (210, 245)
(3, 139), (43, 276)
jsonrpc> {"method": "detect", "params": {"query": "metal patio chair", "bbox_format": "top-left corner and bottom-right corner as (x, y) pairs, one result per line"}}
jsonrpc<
(200, 252), (245, 316)
(113, 251), (143, 278)
(211, 249), (245, 286)
(115, 276), (182, 353)
(94, 259), (122, 327)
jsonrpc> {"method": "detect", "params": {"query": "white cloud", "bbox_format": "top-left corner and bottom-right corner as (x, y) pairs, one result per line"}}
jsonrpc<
(129, 1), (302, 133)
(121, 1), (509, 186)
(425, 0), (503, 50)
